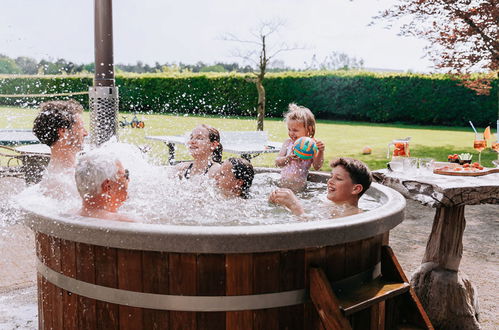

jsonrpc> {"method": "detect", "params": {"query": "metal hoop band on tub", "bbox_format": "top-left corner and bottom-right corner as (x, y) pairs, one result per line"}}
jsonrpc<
(37, 259), (305, 311)
(37, 259), (381, 312)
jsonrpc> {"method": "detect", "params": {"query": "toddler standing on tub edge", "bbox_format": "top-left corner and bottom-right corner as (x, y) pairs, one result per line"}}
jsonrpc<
(275, 103), (325, 192)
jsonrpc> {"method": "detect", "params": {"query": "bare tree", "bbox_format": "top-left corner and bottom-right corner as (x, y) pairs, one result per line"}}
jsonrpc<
(222, 19), (304, 130)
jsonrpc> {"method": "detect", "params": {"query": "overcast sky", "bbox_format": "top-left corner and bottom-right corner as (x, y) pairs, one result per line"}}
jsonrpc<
(1, 0), (434, 72)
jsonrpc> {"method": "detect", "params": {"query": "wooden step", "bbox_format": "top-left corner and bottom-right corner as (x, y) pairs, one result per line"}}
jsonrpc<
(310, 246), (433, 330)
(336, 278), (410, 315)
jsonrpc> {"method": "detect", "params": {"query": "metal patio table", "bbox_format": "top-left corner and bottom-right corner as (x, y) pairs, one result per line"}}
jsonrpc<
(0, 129), (39, 146)
(146, 134), (282, 164)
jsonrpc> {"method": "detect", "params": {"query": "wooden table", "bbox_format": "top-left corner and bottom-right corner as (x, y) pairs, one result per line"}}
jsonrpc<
(373, 168), (499, 329)
(146, 133), (282, 164)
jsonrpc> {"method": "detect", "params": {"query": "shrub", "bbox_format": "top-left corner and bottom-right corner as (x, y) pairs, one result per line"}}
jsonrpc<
(0, 72), (496, 126)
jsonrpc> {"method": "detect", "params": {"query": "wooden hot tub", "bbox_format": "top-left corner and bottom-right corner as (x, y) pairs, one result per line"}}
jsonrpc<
(24, 172), (423, 329)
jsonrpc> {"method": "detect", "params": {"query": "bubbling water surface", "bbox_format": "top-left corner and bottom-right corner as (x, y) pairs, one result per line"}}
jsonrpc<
(9, 141), (381, 227)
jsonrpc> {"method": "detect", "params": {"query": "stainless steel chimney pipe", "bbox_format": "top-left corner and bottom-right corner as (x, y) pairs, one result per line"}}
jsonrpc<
(89, 0), (119, 145)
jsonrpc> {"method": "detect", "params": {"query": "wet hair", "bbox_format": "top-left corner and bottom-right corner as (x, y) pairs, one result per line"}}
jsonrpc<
(75, 150), (120, 199)
(228, 158), (254, 199)
(33, 100), (84, 146)
(330, 157), (372, 197)
(199, 124), (223, 163)
(283, 103), (316, 138)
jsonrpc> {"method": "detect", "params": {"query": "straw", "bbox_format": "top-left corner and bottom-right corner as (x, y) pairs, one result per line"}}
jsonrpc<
(469, 121), (478, 134)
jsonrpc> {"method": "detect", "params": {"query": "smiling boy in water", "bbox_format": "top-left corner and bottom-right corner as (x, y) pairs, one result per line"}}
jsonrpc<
(269, 157), (372, 218)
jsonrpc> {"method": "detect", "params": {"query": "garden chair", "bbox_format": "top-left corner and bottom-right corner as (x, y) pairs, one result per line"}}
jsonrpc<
(0, 145), (50, 184)
(0, 146), (25, 180)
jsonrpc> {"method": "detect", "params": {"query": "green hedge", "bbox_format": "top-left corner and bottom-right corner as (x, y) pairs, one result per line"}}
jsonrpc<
(0, 72), (496, 126)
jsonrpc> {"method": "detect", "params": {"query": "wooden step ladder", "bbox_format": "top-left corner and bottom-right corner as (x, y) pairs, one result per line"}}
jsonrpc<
(310, 246), (433, 330)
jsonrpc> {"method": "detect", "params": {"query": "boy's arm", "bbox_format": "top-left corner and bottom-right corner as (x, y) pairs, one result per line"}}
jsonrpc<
(269, 188), (305, 216)
(312, 140), (325, 170)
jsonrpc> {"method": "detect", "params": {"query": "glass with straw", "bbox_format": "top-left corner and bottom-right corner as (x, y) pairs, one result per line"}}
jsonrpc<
(470, 121), (486, 164)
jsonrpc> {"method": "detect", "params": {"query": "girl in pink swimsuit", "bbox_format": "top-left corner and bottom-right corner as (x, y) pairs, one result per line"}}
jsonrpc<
(275, 103), (325, 192)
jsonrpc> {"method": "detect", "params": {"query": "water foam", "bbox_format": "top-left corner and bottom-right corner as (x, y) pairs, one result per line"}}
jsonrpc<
(8, 140), (380, 227)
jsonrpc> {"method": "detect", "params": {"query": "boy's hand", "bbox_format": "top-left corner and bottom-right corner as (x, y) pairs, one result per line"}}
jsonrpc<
(315, 140), (325, 152)
(269, 188), (304, 215)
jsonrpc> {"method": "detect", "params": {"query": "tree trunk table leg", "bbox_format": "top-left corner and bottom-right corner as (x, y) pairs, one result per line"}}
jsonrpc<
(411, 205), (480, 329)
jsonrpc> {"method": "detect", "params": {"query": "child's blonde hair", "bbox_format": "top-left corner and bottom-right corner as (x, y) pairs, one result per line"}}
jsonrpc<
(283, 103), (316, 137)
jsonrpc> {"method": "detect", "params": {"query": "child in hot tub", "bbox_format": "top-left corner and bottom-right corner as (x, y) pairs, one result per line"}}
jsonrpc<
(214, 158), (254, 198)
(275, 103), (325, 192)
(269, 157), (372, 218)
(175, 124), (223, 179)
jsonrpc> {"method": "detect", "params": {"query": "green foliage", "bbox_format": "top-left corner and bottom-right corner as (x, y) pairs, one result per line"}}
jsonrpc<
(0, 71), (496, 126)
(0, 58), (21, 74)
(14, 57), (38, 75)
(200, 65), (227, 73)
(0, 76), (91, 107)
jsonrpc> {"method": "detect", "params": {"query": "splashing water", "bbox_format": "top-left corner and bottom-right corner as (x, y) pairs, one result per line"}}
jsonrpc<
(8, 140), (381, 227)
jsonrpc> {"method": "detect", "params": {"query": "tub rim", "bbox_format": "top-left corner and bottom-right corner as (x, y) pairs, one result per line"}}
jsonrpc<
(22, 171), (405, 253)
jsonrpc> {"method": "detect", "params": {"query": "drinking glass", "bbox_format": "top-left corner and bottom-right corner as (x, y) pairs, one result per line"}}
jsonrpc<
(418, 158), (434, 175)
(403, 157), (418, 174)
(388, 159), (403, 172)
(492, 142), (499, 166)
(473, 134), (486, 164)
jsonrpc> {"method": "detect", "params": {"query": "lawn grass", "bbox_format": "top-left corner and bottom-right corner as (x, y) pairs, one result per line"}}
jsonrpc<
(1, 106), (497, 170)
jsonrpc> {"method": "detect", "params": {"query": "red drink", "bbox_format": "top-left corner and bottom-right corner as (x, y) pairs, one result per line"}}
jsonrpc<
(393, 142), (410, 157)
(492, 142), (499, 152)
(473, 140), (486, 152)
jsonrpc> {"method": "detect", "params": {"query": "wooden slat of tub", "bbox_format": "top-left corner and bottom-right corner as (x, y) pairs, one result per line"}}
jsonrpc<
(226, 253), (253, 330)
(351, 308), (371, 330)
(169, 253), (197, 330)
(35, 233), (42, 329)
(344, 240), (363, 277)
(60, 239), (77, 330)
(370, 302), (382, 330)
(117, 249), (143, 330)
(350, 236), (385, 330)
(304, 247), (326, 330)
(48, 236), (63, 330)
(252, 252), (280, 330)
(95, 246), (119, 330)
(369, 235), (384, 330)
(324, 244), (347, 330)
(384, 292), (402, 329)
(197, 254), (226, 330)
(278, 249), (305, 330)
(325, 244), (346, 283)
(76, 242), (97, 329)
(346, 239), (371, 329)
(37, 233), (51, 330)
(142, 251), (169, 329)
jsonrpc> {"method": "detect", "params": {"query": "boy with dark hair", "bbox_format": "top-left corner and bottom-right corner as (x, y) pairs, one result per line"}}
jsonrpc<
(33, 100), (87, 169)
(32, 100), (88, 200)
(269, 157), (372, 217)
